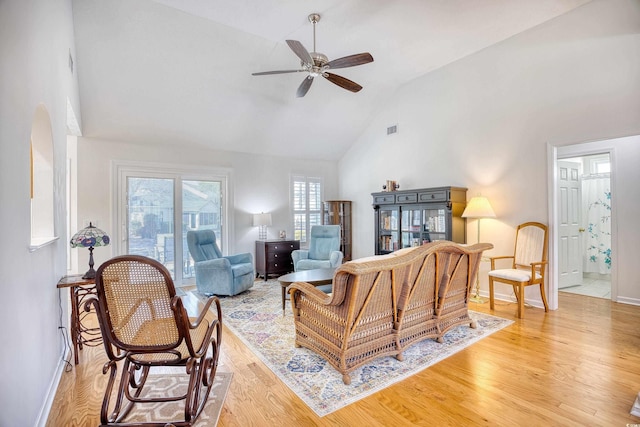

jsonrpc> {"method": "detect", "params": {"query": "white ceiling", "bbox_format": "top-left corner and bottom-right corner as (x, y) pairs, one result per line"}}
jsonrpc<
(72, 0), (591, 161)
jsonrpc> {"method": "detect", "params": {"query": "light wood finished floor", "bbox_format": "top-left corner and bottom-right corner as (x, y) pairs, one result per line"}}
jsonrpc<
(47, 288), (640, 426)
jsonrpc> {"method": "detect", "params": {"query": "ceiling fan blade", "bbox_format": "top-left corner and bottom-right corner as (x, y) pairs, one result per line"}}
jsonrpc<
(286, 40), (313, 66)
(323, 72), (363, 93)
(296, 76), (314, 98)
(326, 53), (374, 69)
(252, 69), (305, 76)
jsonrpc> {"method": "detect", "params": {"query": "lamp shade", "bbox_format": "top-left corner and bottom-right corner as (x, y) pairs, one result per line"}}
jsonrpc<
(462, 196), (496, 219)
(253, 213), (272, 227)
(70, 222), (110, 248)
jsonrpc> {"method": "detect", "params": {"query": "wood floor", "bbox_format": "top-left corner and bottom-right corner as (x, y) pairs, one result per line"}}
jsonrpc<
(47, 289), (640, 426)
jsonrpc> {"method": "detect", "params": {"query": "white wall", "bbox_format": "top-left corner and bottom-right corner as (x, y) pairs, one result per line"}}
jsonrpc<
(339, 0), (640, 306)
(607, 136), (640, 305)
(0, 0), (81, 425)
(75, 137), (339, 273)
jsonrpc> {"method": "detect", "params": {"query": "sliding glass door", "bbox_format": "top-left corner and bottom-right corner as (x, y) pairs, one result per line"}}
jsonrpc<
(117, 164), (227, 284)
(181, 179), (222, 278)
(127, 176), (177, 271)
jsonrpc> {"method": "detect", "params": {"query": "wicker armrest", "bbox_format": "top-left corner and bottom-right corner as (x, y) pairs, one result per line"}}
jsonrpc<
(289, 281), (334, 305)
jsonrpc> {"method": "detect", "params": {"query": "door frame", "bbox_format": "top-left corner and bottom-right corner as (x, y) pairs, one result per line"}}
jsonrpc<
(547, 139), (618, 308)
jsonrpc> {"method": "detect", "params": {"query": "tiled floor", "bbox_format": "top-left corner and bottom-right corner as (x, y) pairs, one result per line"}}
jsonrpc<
(559, 275), (611, 299)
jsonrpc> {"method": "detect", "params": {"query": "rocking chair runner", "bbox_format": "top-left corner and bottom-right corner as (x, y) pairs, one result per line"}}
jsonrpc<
(85, 255), (222, 427)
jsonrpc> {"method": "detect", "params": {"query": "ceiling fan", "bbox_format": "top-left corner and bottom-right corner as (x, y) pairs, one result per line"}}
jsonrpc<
(252, 13), (374, 98)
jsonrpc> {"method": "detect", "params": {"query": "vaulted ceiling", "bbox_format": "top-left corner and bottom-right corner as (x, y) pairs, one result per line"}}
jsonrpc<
(72, 0), (591, 161)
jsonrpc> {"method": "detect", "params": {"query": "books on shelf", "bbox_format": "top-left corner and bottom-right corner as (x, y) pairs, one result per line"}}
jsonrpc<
(380, 235), (398, 251)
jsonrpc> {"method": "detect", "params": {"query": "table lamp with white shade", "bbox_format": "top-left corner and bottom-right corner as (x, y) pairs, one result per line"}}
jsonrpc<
(253, 212), (272, 240)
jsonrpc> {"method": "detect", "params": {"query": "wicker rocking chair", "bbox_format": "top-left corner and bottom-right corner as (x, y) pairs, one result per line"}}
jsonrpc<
(85, 255), (222, 427)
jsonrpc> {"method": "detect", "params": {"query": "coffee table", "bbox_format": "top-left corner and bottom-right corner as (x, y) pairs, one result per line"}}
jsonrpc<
(278, 268), (336, 314)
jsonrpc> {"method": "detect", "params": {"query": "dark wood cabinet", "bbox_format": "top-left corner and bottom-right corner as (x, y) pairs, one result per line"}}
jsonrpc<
(255, 239), (300, 280)
(322, 200), (352, 261)
(372, 186), (467, 255)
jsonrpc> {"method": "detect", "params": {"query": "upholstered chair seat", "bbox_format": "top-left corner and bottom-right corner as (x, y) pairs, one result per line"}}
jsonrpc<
(488, 269), (542, 282)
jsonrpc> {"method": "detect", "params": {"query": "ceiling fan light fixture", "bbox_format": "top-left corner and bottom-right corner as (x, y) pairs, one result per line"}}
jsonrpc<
(251, 12), (374, 97)
(311, 52), (328, 66)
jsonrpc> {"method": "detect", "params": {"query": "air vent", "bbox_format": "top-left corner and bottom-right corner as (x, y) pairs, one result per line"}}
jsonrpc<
(387, 125), (398, 135)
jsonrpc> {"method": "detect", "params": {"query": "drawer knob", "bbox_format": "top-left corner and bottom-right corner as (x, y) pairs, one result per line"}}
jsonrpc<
(274, 254), (278, 258)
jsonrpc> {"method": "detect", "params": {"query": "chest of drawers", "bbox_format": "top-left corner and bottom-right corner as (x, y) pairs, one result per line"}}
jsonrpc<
(255, 239), (300, 280)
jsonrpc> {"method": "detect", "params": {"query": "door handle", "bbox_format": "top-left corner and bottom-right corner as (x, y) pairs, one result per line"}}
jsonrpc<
(578, 228), (585, 232)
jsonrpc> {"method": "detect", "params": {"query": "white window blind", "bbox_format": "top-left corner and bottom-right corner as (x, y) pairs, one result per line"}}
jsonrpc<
(291, 175), (322, 244)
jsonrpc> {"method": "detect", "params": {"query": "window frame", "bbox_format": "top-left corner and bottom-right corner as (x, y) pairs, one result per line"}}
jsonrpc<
(290, 174), (323, 245)
(29, 104), (58, 251)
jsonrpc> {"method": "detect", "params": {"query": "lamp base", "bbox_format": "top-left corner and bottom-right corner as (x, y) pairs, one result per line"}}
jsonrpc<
(82, 246), (96, 280)
(469, 294), (485, 304)
(470, 276), (486, 303)
(258, 225), (268, 240)
(82, 268), (96, 280)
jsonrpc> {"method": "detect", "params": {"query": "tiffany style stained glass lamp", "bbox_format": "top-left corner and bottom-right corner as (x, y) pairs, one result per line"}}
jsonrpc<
(70, 222), (110, 279)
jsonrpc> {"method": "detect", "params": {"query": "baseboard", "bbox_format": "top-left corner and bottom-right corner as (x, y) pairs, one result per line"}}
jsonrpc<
(35, 348), (70, 427)
(615, 296), (640, 306)
(483, 291), (547, 310)
(492, 291), (640, 308)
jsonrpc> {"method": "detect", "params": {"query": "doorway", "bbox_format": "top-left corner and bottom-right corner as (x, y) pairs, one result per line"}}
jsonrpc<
(557, 153), (612, 299)
(549, 138), (618, 309)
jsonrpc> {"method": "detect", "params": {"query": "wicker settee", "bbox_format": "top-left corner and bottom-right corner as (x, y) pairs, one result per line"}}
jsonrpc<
(289, 241), (493, 384)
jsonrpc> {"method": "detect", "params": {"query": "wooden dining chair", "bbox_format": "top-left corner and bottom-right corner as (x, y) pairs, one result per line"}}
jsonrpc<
(488, 222), (549, 318)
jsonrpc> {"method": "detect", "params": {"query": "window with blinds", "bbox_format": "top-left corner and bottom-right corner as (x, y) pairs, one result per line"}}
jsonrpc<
(291, 175), (322, 244)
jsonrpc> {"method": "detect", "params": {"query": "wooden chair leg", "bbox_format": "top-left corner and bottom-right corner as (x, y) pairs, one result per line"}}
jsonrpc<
(540, 283), (549, 312)
(489, 277), (495, 310)
(517, 284), (525, 319)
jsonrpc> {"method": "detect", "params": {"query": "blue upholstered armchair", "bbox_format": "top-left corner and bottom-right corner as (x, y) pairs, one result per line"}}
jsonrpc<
(186, 229), (254, 296)
(292, 225), (344, 271)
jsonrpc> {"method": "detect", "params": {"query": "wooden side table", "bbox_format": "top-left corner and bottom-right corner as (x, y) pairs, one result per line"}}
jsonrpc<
(57, 274), (102, 364)
(255, 239), (300, 280)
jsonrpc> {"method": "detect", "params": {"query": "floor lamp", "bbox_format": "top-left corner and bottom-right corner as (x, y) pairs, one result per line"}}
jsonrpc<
(462, 196), (496, 303)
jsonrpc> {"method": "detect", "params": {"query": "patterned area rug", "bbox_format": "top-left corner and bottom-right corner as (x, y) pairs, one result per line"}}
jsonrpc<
(121, 371), (232, 426)
(194, 280), (513, 417)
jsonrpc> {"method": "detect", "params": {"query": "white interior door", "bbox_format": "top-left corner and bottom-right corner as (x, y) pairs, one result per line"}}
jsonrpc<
(557, 160), (583, 288)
